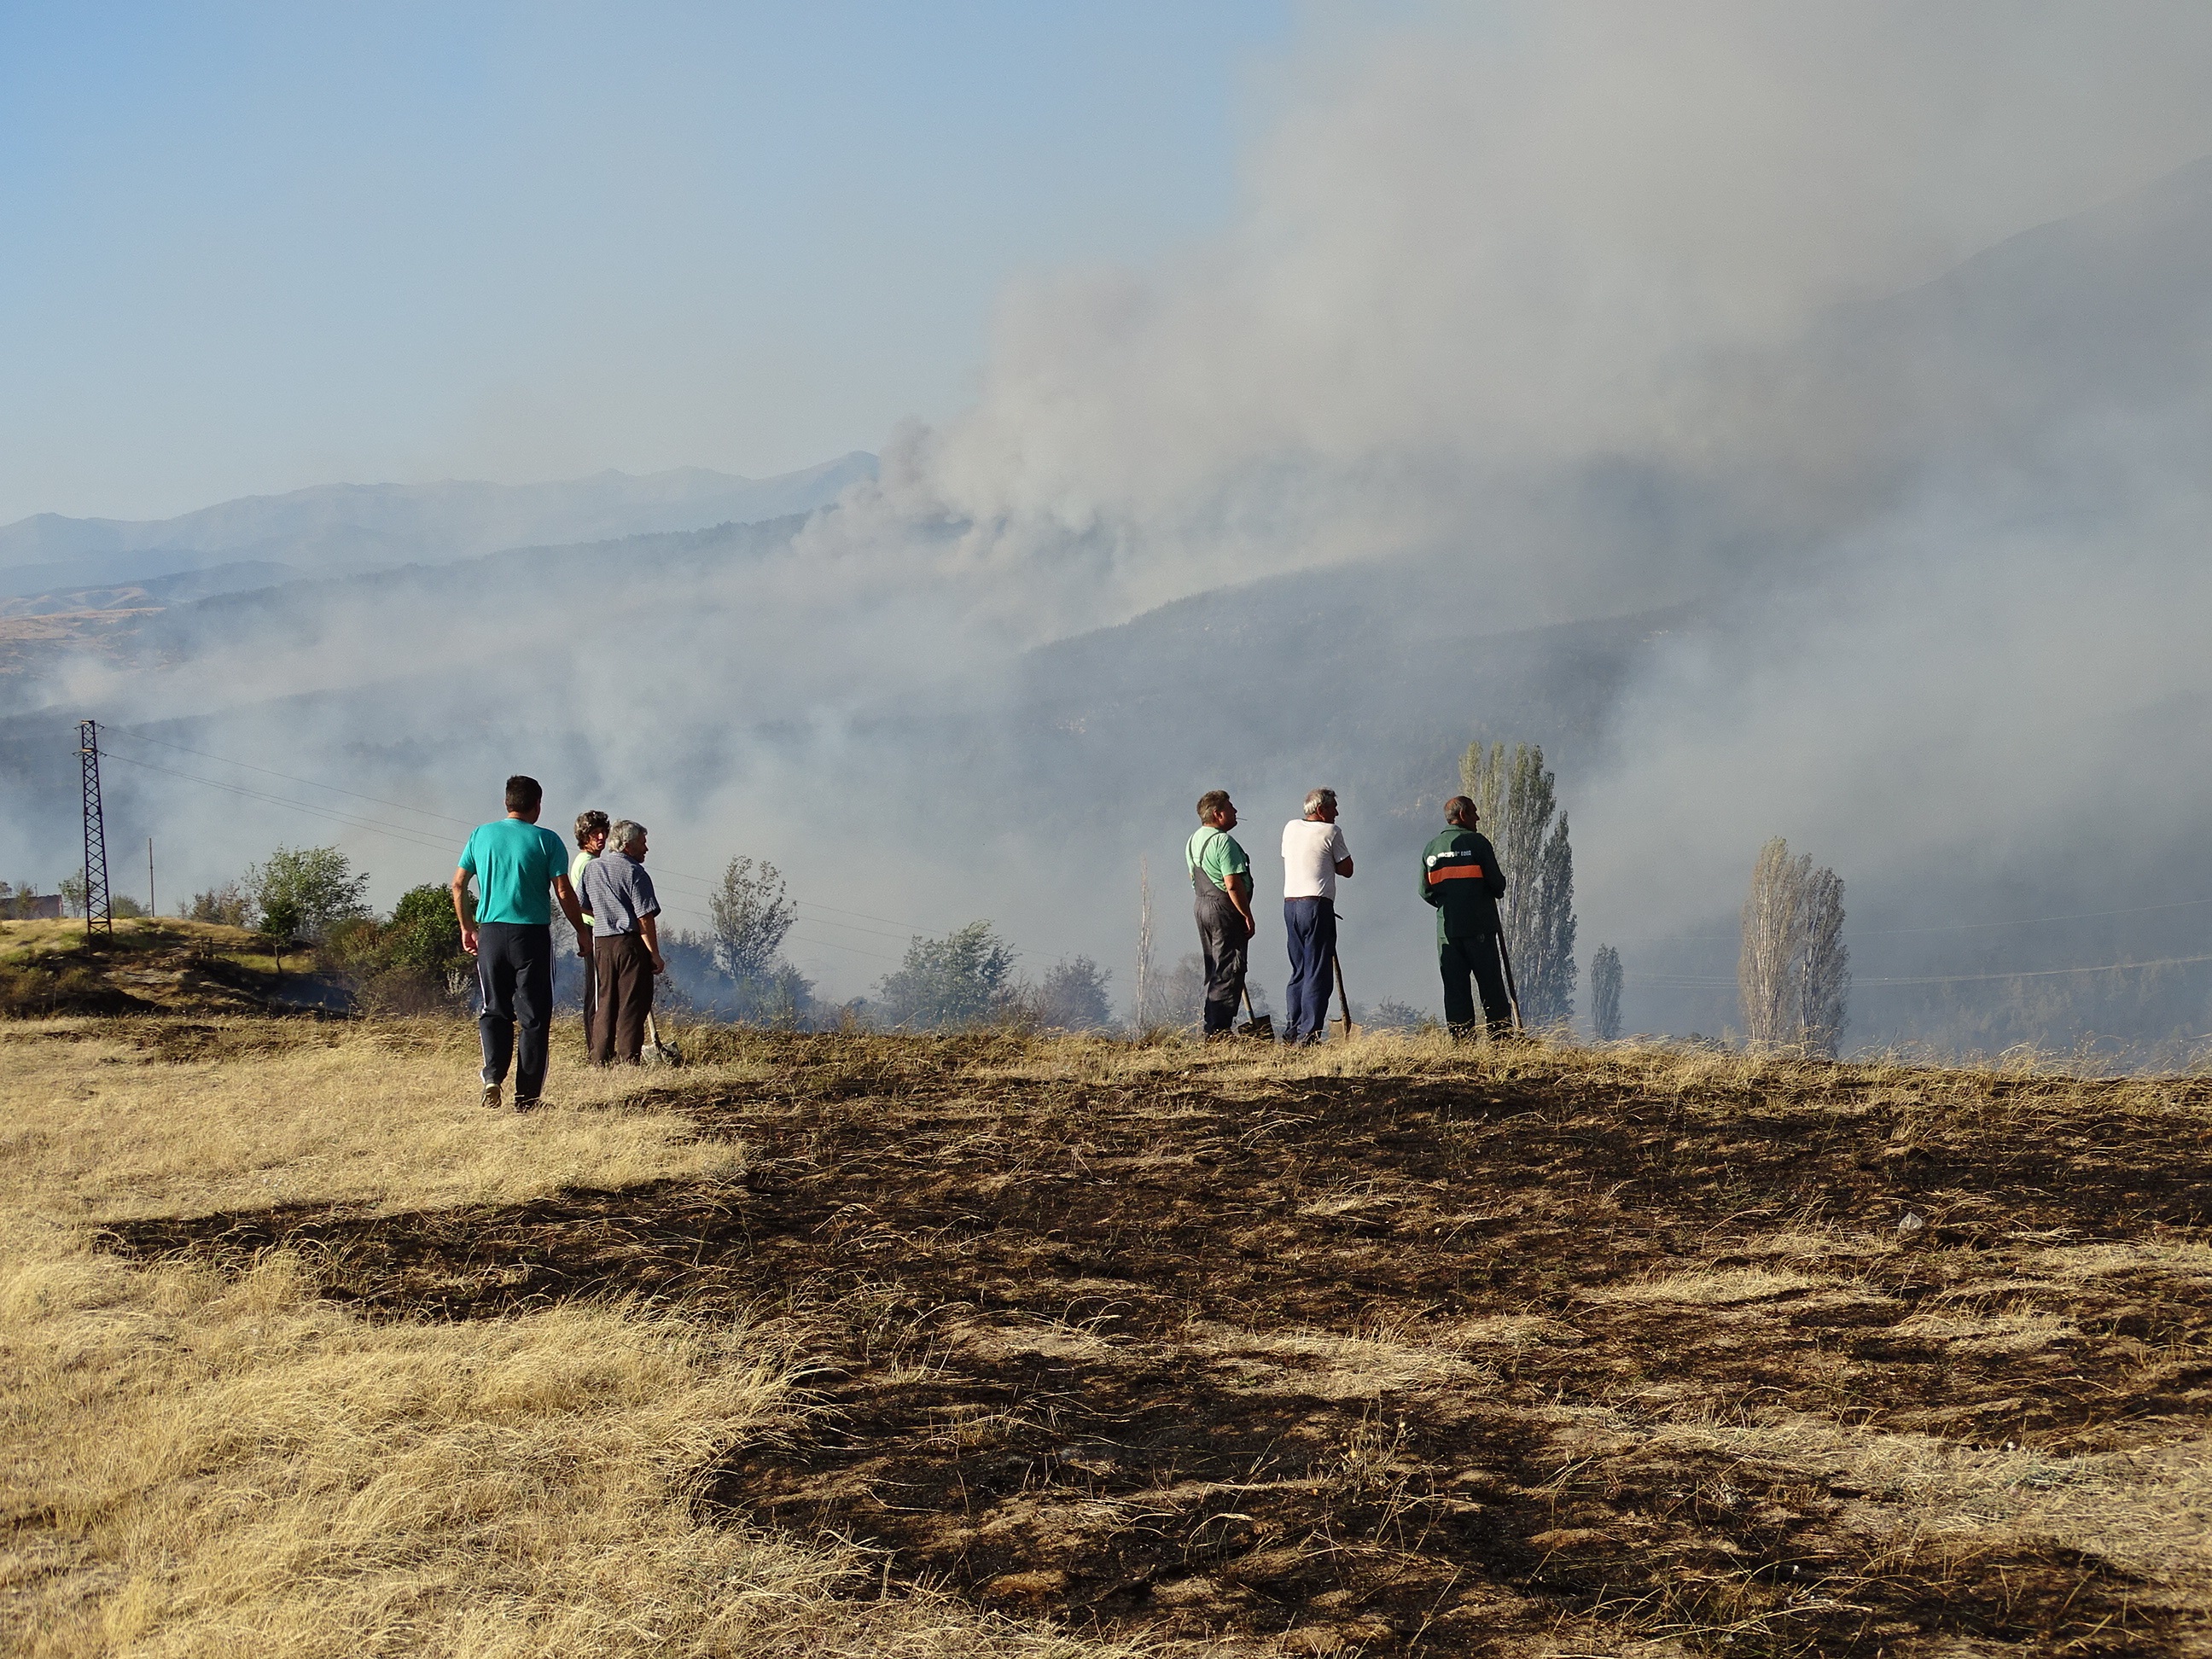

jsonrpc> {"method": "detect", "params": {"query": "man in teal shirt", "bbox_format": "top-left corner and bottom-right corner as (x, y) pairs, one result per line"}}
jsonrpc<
(450, 775), (590, 1109)
(1186, 789), (1255, 1038)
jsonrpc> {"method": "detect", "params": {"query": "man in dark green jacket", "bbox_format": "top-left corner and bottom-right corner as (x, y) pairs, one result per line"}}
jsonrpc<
(1420, 795), (1515, 1039)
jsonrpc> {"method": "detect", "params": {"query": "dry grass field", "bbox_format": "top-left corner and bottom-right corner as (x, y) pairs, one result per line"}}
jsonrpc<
(7, 1013), (2212, 1657)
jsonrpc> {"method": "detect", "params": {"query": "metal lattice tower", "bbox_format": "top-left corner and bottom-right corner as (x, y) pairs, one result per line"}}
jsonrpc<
(79, 719), (113, 939)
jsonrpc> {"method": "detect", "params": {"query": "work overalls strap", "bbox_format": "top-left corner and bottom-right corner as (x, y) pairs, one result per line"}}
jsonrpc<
(1190, 830), (1243, 925)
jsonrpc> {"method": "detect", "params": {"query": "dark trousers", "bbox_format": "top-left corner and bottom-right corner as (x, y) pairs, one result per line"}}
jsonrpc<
(1193, 875), (1249, 1036)
(1283, 897), (1337, 1042)
(591, 932), (655, 1065)
(477, 921), (554, 1100)
(580, 939), (598, 1051)
(1440, 934), (1515, 1039)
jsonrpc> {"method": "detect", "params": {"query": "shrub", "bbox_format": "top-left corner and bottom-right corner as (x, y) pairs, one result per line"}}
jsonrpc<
(1033, 956), (1114, 1031)
(0, 961), (139, 1017)
(385, 884), (467, 975)
(876, 922), (1018, 1029)
(186, 883), (252, 928)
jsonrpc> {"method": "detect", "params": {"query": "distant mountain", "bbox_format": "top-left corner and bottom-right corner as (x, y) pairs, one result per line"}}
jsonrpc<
(0, 452), (877, 594)
(0, 562), (301, 620)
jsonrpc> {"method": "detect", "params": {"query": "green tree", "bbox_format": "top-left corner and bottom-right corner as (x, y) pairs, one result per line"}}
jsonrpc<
(707, 856), (796, 986)
(1590, 944), (1623, 1041)
(876, 921), (1017, 1029)
(1458, 740), (1578, 1027)
(245, 846), (370, 941)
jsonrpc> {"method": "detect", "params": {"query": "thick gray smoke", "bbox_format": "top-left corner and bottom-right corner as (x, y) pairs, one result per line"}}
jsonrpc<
(12, 1), (2212, 1045)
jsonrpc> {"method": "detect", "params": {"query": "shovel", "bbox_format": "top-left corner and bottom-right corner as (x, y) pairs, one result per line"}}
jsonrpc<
(1237, 984), (1274, 1040)
(1330, 949), (1358, 1044)
(641, 1012), (682, 1068)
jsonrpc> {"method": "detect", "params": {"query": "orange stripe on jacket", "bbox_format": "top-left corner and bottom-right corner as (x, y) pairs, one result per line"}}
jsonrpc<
(1426, 864), (1486, 884)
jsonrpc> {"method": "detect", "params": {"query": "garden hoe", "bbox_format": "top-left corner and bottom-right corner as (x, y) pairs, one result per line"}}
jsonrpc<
(1494, 934), (1525, 1034)
(1330, 948), (1357, 1043)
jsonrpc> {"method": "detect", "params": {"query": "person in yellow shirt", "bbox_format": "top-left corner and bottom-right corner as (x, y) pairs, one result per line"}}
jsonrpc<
(570, 810), (609, 1050)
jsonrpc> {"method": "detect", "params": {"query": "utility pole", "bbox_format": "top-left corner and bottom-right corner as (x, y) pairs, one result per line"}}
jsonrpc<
(79, 719), (113, 940)
(148, 836), (156, 918)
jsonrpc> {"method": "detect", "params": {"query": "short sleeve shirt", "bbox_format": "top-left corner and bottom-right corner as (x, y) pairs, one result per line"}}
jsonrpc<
(580, 851), (661, 938)
(457, 818), (570, 926)
(1281, 818), (1352, 899)
(1185, 826), (1250, 891)
(570, 849), (597, 924)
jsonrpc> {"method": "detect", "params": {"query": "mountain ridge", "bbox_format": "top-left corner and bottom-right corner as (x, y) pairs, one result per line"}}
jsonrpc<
(0, 451), (878, 593)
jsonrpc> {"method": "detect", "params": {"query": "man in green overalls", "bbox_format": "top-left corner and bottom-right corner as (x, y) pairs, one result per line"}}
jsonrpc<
(1419, 795), (1514, 1039)
(1186, 789), (1256, 1039)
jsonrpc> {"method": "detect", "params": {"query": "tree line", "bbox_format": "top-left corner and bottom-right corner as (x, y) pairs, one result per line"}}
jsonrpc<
(20, 764), (1848, 1049)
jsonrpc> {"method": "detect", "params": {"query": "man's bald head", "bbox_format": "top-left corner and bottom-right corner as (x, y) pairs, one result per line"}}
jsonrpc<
(1445, 796), (1478, 828)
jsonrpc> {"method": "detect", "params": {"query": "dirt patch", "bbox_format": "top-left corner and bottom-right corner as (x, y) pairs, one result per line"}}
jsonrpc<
(102, 1040), (2212, 1653)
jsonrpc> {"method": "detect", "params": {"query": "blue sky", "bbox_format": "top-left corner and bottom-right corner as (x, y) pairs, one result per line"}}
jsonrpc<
(0, 1), (1291, 521)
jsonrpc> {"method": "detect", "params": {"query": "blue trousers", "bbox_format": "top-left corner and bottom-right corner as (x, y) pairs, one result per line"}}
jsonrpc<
(1283, 897), (1336, 1042)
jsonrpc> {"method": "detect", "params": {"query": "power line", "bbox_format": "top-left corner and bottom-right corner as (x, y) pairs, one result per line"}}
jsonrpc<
(1627, 954), (2212, 989)
(101, 752), (461, 855)
(1610, 894), (2212, 946)
(108, 731), (480, 828)
(1855, 954), (2212, 987)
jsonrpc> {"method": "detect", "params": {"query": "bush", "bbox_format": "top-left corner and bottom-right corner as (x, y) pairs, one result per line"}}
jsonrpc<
(659, 928), (816, 1027)
(0, 961), (139, 1017)
(876, 922), (1018, 1029)
(187, 883), (252, 928)
(385, 884), (467, 975)
(1033, 956), (1114, 1031)
(1365, 998), (1434, 1033)
(305, 883), (470, 1013)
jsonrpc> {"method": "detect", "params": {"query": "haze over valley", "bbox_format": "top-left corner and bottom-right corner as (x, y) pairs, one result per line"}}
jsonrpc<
(8, 3), (2212, 1058)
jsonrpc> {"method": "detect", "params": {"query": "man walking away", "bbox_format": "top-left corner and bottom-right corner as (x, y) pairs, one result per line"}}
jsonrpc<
(1421, 796), (1514, 1040)
(571, 810), (609, 1049)
(1281, 788), (1353, 1045)
(1186, 790), (1255, 1039)
(453, 775), (589, 1109)
(581, 819), (667, 1066)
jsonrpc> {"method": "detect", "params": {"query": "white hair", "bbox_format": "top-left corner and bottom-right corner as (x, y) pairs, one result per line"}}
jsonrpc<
(609, 818), (646, 851)
(1303, 788), (1336, 817)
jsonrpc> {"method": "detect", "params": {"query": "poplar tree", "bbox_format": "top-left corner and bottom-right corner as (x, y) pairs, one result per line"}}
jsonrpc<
(1798, 865), (1850, 1058)
(1458, 741), (1577, 1027)
(1737, 838), (1849, 1056)
(1590, 944), (1623, 1041)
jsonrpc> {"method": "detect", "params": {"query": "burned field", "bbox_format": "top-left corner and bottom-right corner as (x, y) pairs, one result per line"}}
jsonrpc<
(104, 1037), (2212, 1656)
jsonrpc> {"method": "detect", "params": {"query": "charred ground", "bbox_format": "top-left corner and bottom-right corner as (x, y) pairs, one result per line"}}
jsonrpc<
(101, 1032), (2212, 1656)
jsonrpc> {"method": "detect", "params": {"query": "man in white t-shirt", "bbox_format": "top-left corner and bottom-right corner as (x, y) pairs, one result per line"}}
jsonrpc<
(1281, 788), (1353, 1044)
